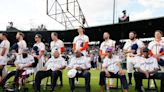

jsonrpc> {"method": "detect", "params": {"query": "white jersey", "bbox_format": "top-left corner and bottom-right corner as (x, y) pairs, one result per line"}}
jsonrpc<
(17, 40), (27, 54)
(33, 42), (45, 56)
(0, 40), (10, 57)
(148, 39), (164, 60)
(14, 54), (34, 69)
(100, 39), (116, 54)
(73, 35), (89, 55)
(0, 40), (10, 65)
(102, 56), (120, 74)
(45, 56), (66, 71)
(33, 42), (45, 72)
(123, 39), (144, 57)
(68, 56), (91, 70)
(50, 40), (64, 54)
(134, 56), (159, 72)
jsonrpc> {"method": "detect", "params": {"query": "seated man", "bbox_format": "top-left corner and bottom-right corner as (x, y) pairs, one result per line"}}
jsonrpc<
(34, 49), (66, 92)
(99, 48), (128, 92)
(0, 48), (35, 88)
(67, 50), (91, 92)
(134, 48), (160, 92)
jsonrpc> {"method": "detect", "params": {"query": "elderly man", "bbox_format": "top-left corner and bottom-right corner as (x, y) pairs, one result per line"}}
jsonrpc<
(34, 49), (66, 92)
(67, 50), (91, 92)
(0, 48), (35, 89)
(99, 48), (128, 92)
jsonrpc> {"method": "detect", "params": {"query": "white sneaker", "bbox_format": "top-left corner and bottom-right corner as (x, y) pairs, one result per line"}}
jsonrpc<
(150, 80), (155, 88)
(150, 84), (155, 88)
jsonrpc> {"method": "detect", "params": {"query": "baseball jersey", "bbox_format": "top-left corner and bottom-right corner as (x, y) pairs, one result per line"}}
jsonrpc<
(0, 40), (10, 57)
(45, 56), (66, 71)
(50, 39), (64, 54)
(134, 56), (159, 72)
(17, 40), (27, 54)
(99, 39), (116, 57)
(68, 56), (91, 70)
(33, 42), (45, 56)
(102, 56), (120, 74)
(123, 39), (144, 57)
(14, 54), (34, 69)
(0, 40), (10, 65)
(73, 35), (89, 55)
(148, 39), (164, 60)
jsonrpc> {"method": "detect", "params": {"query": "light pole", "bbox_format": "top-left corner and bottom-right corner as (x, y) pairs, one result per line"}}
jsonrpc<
(113, 0), (116, 24)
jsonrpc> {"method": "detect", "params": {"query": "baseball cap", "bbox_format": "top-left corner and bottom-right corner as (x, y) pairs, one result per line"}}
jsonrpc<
(106, 47), (113, 52)
(67, 69), (77, 78)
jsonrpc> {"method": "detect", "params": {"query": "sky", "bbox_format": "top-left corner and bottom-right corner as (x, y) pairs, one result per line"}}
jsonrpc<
(0, 0), (164, 30)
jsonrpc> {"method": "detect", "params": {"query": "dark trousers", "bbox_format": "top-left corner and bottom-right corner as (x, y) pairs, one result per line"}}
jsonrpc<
(0, 70), (25, 86)
(69, 71), (91, 92)
(34, 70), (62, 92)
(99, 71), (128, 90)
(134, 72), (164, 92)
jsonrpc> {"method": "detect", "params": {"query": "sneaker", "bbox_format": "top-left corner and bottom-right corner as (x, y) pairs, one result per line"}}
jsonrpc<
(141, 86), (145, 92)
(128, 83), (132, 87)
(150, 81), (155, 88)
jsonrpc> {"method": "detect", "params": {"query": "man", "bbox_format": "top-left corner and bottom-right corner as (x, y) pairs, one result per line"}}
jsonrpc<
(67, 50), (91, 92)
(50, 32), (65, 55)
(73, 26), (89, 56)
(0, 33), (10, 82)
(99, 48), (128, 92)
(100, 32), (116, 59)
(134, 47), (162, 92)
(148, 30), (164, 67)
(99, 32), (116, 86)
(32, 34), (45, 74)
(34, 49), (66, 92)
(148, 30), (164, 91)
(123, 31), (144, 86)
(16, 32), (27, 54)
(50, 32), (65, 86)
(0, 49), (35, 88)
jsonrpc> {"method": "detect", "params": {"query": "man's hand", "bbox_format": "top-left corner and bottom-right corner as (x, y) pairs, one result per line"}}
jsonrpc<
(105, 71), (110, 77)
(118, 69), (124, 75)
(153, 55), (160, 61)
(41, 67), (47, 71)
(75, 66), (82, 70)
(144, 71), (149, 78)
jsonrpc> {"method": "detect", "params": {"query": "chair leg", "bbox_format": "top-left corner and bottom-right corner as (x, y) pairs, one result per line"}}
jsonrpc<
(153, 79), (158, 92)
(147, 78), (150, 89)
(116, 78), (119, 89)
(45, 77), (49, 90)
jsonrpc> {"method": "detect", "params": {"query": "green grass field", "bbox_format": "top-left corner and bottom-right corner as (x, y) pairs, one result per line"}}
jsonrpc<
(0, 69), (161, 92)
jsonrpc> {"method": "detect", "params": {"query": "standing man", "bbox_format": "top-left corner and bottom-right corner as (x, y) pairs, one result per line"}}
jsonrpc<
(73, 26), (89, 56)
(148, 30), (164, 67)
(50, 32), (65, 55)
(123, 31), (144, 86)
(148, 30), (164, 91)
(50, 32), (65, 86)
(16, 32), (27, 54)
(99, 32), (116, 59)
(32, 34), (45, 74)
(0, 33), (10, 82)
(99, 32), (116, 86)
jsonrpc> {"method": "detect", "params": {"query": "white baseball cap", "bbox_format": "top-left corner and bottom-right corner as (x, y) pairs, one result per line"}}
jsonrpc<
(67, 69), (77, 78)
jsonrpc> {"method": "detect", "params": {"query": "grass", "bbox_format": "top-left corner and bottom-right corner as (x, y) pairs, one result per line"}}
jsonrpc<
(0, 68), (161, 92)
